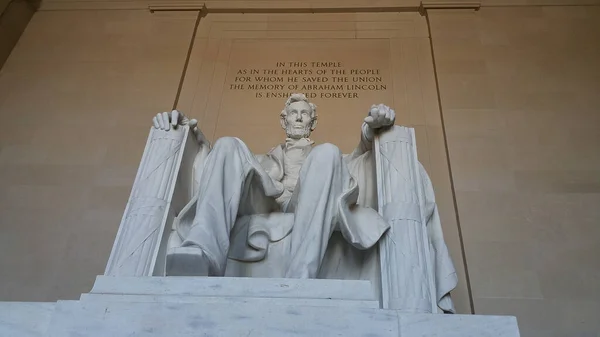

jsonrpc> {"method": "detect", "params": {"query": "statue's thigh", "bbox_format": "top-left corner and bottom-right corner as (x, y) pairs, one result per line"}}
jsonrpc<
(224, 237), (292, 278)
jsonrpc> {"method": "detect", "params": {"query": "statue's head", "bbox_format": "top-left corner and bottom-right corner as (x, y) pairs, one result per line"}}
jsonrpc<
(280, 93), (318, 139)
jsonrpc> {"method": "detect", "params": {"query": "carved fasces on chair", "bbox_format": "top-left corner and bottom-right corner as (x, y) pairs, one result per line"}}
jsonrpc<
(375, 126), (437, 313)
(105, 111), (210, 277)
(105, 126), (187, 276)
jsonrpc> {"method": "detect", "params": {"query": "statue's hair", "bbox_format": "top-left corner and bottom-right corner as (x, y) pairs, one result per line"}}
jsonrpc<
(280, 93), (317, 121)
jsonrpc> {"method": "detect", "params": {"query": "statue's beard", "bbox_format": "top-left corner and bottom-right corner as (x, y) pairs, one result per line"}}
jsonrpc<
(285, 124), (312, 139)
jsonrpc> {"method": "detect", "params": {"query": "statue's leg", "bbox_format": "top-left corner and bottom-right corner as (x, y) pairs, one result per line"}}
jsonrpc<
(167, 137), (279, 276)
(284, 143), (348, 278)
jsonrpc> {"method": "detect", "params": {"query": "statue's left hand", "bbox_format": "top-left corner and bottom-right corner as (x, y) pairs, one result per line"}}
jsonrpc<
(364, 104), (395, 130)
(152, 110), (189, 131)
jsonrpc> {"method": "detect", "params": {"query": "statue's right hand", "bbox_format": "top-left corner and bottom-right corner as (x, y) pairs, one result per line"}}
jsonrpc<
(152, 110), (208, 147)
(152, 110), (189, 131)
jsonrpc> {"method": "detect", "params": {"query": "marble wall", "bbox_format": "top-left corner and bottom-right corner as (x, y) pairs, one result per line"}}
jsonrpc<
(429, 6), (600, 336)
(0, 10), (197, 300)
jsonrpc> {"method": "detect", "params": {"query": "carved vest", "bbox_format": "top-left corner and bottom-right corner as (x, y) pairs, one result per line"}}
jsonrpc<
(281, 138), (314, 193)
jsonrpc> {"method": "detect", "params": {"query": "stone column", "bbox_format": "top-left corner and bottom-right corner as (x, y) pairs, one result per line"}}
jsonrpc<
(104, 126), (189, 277)
(374, 126), (437, 313)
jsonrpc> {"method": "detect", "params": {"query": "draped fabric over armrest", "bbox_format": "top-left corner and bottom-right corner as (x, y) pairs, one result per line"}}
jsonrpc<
(374, 126), (457, 313)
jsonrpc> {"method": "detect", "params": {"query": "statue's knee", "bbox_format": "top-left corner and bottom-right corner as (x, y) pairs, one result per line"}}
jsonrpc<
(211, 137), (249, 159)
(213, 137), (239, 150)
(310, 143), (341, 161)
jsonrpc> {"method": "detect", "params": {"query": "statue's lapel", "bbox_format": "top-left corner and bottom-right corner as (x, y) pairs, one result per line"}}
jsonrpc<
(266, 144), (285, 181)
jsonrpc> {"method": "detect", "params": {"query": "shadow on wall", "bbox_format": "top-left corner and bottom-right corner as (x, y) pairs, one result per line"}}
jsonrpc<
(0, 0), (37, 69)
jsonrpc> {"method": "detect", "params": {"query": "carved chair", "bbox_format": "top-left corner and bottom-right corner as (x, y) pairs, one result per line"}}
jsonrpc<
(104, 122), (454, 313)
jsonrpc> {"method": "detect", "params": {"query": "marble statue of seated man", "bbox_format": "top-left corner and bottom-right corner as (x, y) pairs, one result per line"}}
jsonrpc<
(159, 93), (394, 279)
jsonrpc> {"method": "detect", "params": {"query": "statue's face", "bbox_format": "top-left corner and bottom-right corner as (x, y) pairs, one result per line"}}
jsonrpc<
(283, 101), (313, 139)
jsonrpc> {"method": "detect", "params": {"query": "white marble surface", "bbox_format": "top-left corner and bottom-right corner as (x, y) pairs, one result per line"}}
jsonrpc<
(0, 302), (55, 337)
(0, 277), (519, 337)
(47, 299), (399, 337)
(80, 293), (380, 308)
(45, 299), (520, 337)
(400, 313), (520, 337)
(90, 276), (377, 301)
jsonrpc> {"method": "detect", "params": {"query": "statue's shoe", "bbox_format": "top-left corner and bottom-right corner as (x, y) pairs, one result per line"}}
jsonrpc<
(166, 246), (213, 276)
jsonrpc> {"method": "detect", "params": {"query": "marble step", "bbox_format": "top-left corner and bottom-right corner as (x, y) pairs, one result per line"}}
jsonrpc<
(45, 299), (520, 337)
(0, 302), (55, 337)
(90, 276), (378, 301)
(80, 293), (380, 308)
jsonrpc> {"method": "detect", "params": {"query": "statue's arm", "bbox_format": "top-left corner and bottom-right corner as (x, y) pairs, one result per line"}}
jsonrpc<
(346, 122), (374, 161)
(152, 110), (211, 197)
(346, 104), (396, 161)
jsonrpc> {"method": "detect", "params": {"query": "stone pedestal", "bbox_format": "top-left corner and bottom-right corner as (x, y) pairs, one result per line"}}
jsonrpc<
(0, 276), (520, 337)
